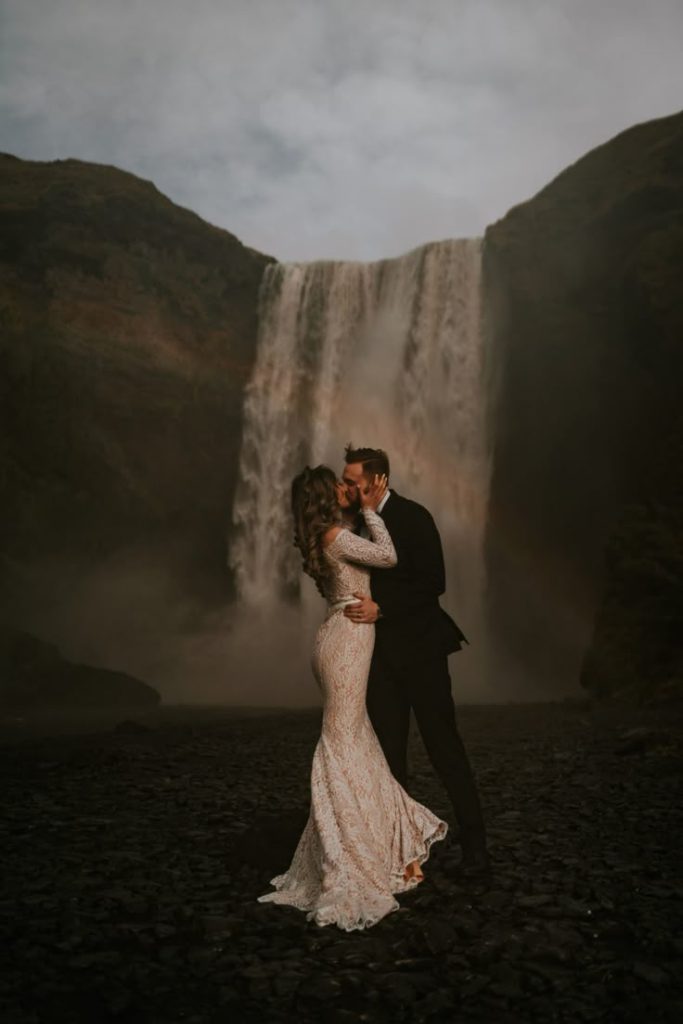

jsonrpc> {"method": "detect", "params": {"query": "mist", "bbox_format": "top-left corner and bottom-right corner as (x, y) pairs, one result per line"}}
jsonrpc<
(1, 545), (324, 707)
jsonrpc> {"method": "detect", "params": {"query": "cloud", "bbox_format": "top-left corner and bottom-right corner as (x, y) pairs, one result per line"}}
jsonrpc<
(1, 0), (682, 260)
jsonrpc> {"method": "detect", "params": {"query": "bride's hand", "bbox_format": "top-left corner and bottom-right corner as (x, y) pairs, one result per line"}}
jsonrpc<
(359, 473), (388, 511)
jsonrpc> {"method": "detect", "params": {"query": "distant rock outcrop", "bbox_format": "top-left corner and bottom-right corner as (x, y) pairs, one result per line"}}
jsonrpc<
(483, 110), (683, 701)
(0, 153), (272, 615)
(0, 626), (160, 708)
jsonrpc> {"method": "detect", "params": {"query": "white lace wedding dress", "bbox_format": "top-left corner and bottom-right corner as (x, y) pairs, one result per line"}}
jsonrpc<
(257, 507), (448, 931)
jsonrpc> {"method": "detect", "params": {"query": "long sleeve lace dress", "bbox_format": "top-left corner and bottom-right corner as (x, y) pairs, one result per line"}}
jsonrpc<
(257, 507), (448, 931)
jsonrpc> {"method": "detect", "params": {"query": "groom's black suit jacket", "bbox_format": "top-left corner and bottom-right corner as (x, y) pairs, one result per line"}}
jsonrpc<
(369, 490), (467, 664)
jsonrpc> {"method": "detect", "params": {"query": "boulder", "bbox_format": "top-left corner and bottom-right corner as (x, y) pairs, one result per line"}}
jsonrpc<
(0, 625), (160, 708)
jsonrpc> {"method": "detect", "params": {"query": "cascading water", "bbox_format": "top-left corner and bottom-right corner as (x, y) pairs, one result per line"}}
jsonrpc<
(229, 238), (493, 702)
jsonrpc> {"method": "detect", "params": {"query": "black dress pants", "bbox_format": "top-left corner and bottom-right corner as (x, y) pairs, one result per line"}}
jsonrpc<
(366, 640), (487, 857)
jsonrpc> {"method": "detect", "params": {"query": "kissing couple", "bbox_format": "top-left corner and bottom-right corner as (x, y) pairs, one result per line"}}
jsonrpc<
(258, 445), (489, 931)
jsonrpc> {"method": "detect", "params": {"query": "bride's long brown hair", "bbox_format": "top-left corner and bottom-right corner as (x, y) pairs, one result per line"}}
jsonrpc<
(291, 465), (341, 598)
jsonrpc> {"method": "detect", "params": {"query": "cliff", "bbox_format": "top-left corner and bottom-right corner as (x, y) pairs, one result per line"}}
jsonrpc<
(0, 153), (272, 632)
(483, 110), (683, 700)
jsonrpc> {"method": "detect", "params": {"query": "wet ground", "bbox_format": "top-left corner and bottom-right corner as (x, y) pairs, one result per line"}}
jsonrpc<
(1, 701), (682, 1023)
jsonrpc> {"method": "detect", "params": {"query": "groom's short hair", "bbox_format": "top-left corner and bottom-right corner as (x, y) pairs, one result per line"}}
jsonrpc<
(344, 444), (390, 480)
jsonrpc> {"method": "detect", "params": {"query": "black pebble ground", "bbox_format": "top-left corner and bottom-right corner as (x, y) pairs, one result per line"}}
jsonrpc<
(1, 701), (681, 1024)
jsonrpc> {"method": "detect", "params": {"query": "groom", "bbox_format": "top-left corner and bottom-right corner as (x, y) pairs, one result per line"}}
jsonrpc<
(341, 444), (490, 878)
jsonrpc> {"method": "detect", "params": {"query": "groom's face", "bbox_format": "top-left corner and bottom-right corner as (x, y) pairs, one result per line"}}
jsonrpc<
(341, 462), (366, 513)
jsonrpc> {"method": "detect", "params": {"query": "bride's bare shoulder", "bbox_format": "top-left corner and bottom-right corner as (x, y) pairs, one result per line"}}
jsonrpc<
(322, 526), (344, 548)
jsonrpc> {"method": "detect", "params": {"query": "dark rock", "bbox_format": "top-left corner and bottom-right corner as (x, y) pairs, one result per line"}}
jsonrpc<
(102, 985), (133, 1016)
(614, 727), (661, 755)
(421, 918), (458, 954)
(217, 985), (240, 1005)
(114, 718), (152, 733)
(516, 894), (553, 909)
(418, 988), (457, 1015)
(484, 110), (683, 701)
(0, 151), (272, 647)
(247, 977), (271, 999)
(461, 974), (491, 999)
(480, 890), (509, 911)
(298, 974), (344, 1000)
(386, 971), (436, 992)
(1, 702), (680, 1023)
(326, 1012), (375, 1024)
(200, 914), (236, 939)
(542, 923), (584, 950)
(376, 971), (418, 1004)
(239, 964), (272, 980)
(394, 957), (439, 971)
(234, 808), (310, 870)
(0, 627), (61, 677)
(273, 972), (305, 998)
(490, 961), (525, 999)
(121, 896), (149, 917)
(556, 898), (594, 920)
(633, 961), (670, 986)
(0, 625), (160, 709)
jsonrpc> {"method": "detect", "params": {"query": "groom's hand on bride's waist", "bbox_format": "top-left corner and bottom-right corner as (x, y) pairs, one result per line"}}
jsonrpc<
(344, 593), (382, 624)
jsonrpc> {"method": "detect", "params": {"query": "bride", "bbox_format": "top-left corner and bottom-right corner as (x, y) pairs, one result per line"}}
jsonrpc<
(257, 465), (448, 931)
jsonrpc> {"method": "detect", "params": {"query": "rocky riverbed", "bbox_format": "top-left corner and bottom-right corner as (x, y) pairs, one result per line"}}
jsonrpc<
(1, 701), (681, 1023)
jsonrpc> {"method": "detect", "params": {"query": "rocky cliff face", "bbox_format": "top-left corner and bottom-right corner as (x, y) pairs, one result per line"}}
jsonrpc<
(0, 153), (271, 648)
(3, 114), (681, 705)
(483, 111), (683, 700)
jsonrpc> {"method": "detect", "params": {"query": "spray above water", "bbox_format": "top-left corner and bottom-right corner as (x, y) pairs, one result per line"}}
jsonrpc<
(230, 238), (493, 700)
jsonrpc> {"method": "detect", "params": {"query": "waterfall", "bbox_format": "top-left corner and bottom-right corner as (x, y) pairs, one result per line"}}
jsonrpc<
(229, 238), (492, 699)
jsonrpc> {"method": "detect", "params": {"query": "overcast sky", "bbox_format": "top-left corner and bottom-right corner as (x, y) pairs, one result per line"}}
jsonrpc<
(1, 0), (682, 261)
